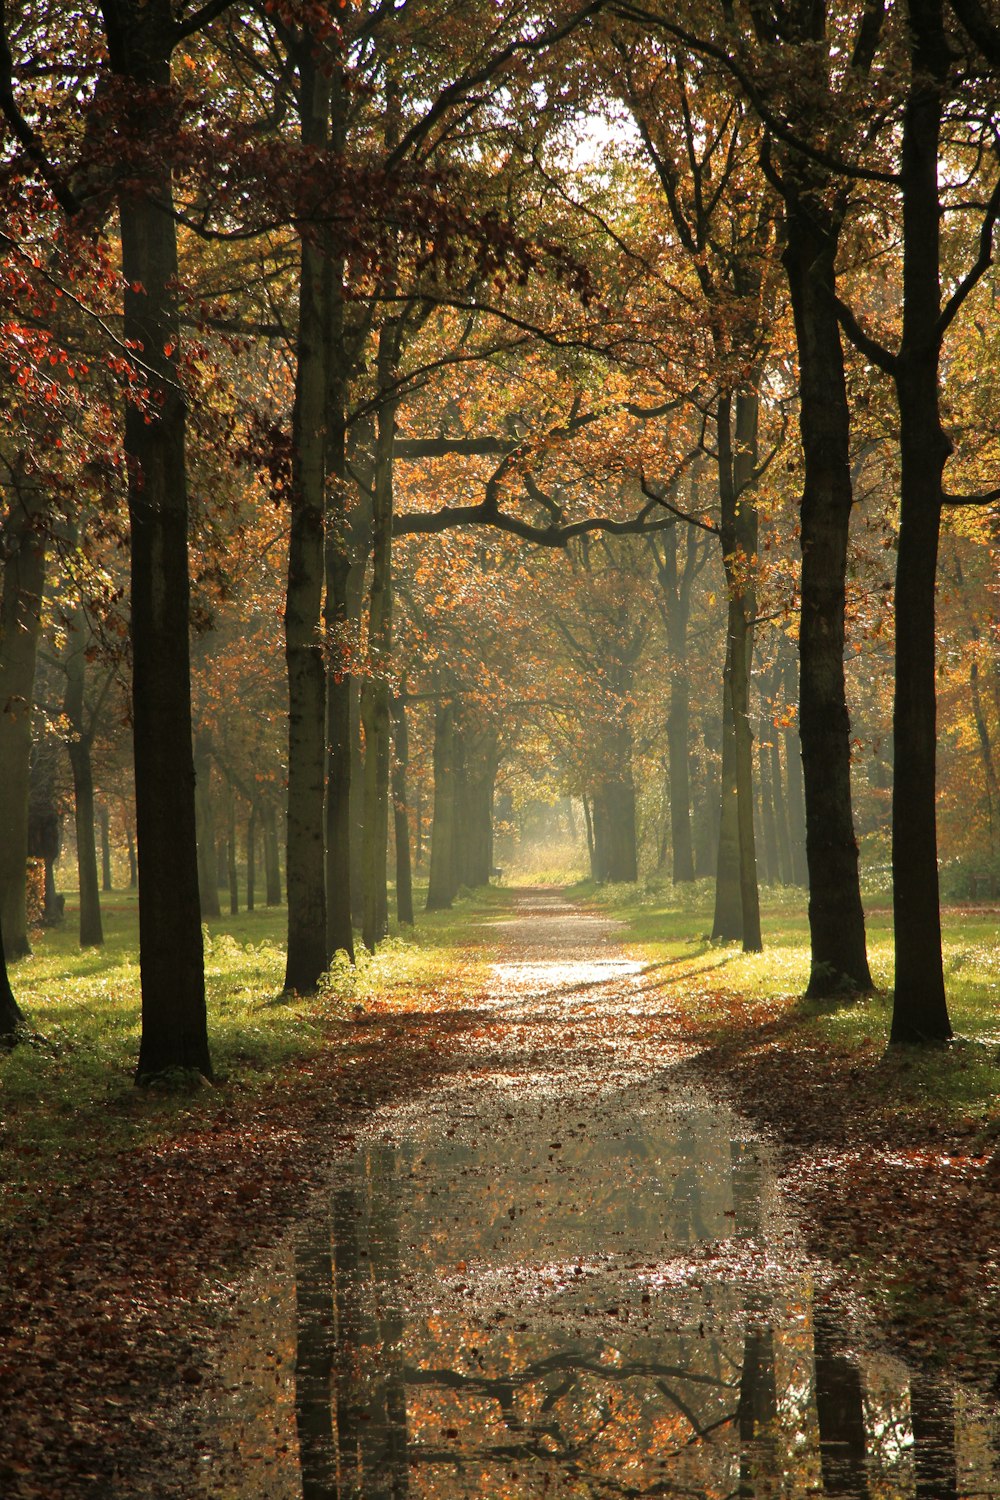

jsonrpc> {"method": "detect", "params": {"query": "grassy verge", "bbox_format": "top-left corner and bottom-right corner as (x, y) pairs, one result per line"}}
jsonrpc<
(575, 875), (1000, 1388)
(0, 885), (499, 1233)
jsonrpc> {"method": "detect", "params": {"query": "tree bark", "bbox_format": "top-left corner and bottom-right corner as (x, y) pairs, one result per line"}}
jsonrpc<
(64, 601), (103, 948)
(391, 695), (414, 926)
(283, 42), (330, 994)
(712, 685), (743, 939)
(0, 911), (24, 1044)
(99, 804), (112, 893)
(323, 61), (356, 965)
(246, 807), (256, 912)
(194, 735), (221, 920)
(264, 804), (282, 906)
(783, 186), (872, 993)
(0, 466), (46, 960)
(714, 392), (762, 950)
(227, 786), (239, 916)
(889, 0), (952, 1042)
(106, 0), (210, 1079)
(426, 696), (458, 910)
(361, 311), (399, 953)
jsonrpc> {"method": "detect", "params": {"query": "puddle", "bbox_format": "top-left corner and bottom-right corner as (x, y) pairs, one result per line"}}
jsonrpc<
(181, 896), (1000, 1499)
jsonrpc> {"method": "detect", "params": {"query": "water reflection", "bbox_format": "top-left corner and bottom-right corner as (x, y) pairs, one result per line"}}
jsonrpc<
(273, 1083), (999, 1499)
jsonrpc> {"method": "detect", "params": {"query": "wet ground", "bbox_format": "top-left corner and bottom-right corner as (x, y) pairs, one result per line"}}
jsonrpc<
(178, 894), (1000, 1498)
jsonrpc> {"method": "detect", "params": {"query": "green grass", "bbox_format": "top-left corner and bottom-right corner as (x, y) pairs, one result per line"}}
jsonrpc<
(574, 876), (1000, 1124)
(0, 882), (497, 1225)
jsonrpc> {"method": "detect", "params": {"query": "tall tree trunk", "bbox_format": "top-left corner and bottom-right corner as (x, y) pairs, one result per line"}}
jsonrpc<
(782, 648), (809, 885)
(65, 603), (103, 947)
(426, 697), (458, 911)
(109, 1), (210, 1080)
(194, 735), (221, 920)
(246, 807), (256, 912)
(263, 804), (282, 906)
(125, 816), (137, 889)
(323, 63), (355, 965)
(889, 4), (952, 1042)
(283, 43), (330, 994)
(757, 702), (780, 885)
(391, 695), (414, 926)
(361, 313), (398, 954)
(227, 786), (239, 916)
(712, 686), (742, 939)
(769, 734), (792, 884)
(653, 522), (701, 883)
(99, 804), (112, 893)
(784, 187), (873, 994)
(0, 467), (46, 960)
(459, 730), (499, 888)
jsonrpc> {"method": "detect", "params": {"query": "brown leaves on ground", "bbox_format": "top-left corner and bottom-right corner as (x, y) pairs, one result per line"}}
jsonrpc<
(0, 990), (484, 1500)
(680, 992), (1000, 1398)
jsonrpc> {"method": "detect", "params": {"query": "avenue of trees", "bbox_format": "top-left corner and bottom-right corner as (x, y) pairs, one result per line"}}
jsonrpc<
(0, 0), (999, 1076)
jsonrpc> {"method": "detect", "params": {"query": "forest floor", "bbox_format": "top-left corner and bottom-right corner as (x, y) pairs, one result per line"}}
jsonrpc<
(586, 880), (1000, 1400)
(0, 884), (998, 1496)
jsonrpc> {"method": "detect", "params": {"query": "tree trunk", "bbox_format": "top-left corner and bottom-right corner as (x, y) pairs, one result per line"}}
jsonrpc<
(323, 70), (356, 963)
(757, 703), (780, 885)
(391, 695), (414, 926)
(194, 735), (221, 919)
(99, 804), (112, 893)
(69, 742), (103, 947)
(456, 726), (499, 888)
(714, 391), (762, 950)
(283, 45), (330, 995)
(0, 912), (24, 1045)
(246, 807), (256, 912)
(65, 610), (103, 947)
(108, 0), (210, 1079)
(125, 817), (138, 889)
(361, 312), (398, 954)
(782, 648), (809, 885)
(426, 697), (458, 911)
(0, 466), (47, 961)
(227, 787), (239, 916)
(598, 777), (638, 882)
(264, 804), (282, 906)
(712, 685), (742, 940)
(784, 188), (872, 994)
(889, 8), (952, 1043)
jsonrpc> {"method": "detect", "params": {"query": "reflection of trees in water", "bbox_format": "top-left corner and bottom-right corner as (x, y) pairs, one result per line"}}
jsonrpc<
(814, 1307), (870, 1498)
(911, 1374), (956, 1500)
(288, 1129), (987, 1500)
(293, 1208), (337, 1499)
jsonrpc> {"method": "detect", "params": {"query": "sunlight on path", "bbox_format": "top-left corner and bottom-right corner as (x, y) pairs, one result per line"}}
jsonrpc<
(173, 893), (1000, 1500)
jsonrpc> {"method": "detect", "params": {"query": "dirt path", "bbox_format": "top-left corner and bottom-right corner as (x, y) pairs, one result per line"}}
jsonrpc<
(166, 892), (999, 1499)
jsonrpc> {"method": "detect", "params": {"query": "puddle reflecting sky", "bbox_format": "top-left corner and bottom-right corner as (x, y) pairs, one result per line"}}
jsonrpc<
(192, 1071), (1000, 1499)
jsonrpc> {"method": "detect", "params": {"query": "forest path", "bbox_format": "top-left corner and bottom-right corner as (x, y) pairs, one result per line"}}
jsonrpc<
(177, 890), (994, 1499)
